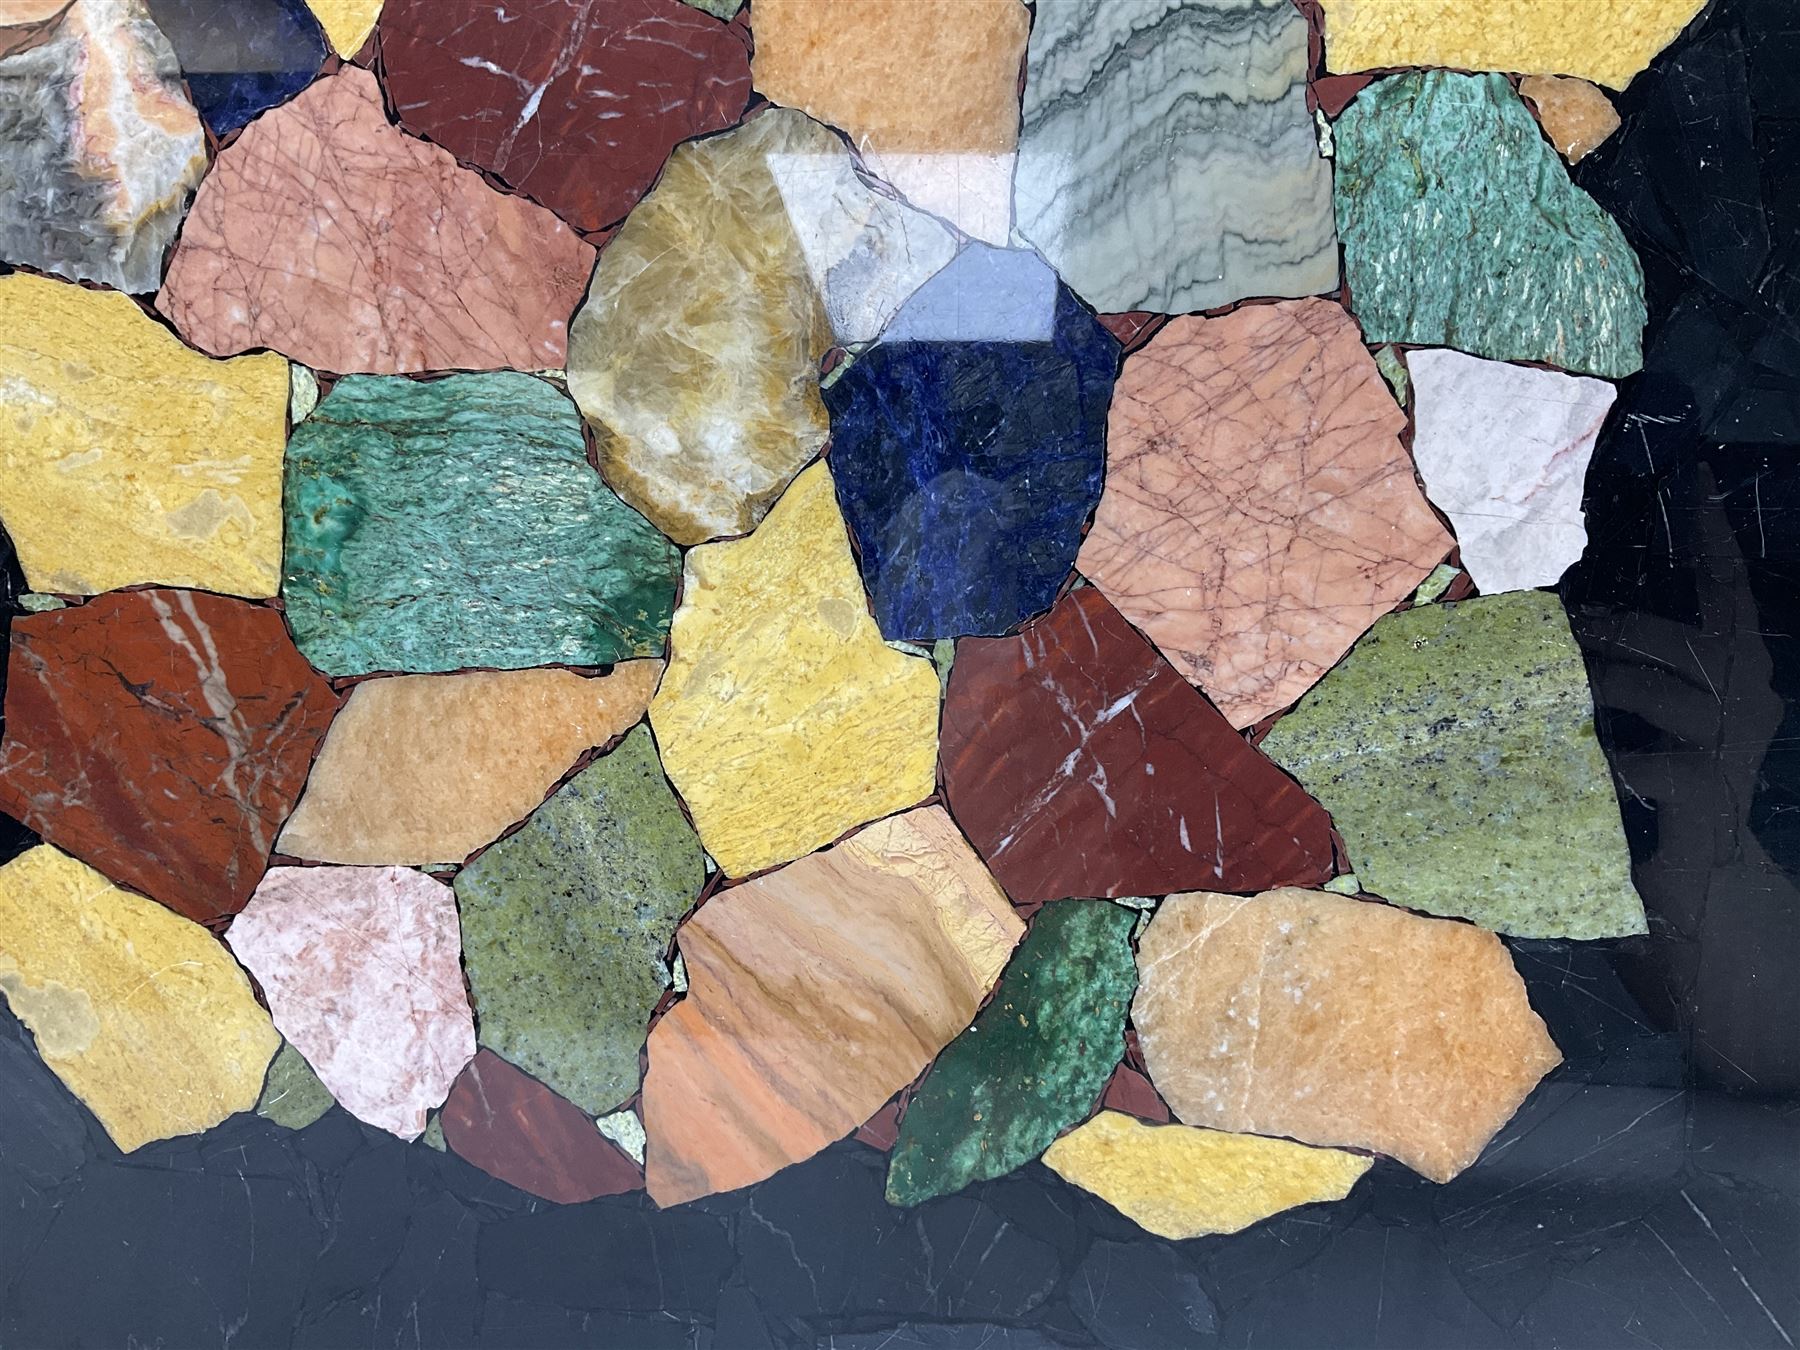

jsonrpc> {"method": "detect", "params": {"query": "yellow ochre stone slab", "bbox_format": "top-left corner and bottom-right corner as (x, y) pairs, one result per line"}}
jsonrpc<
(0, 272), (288, 597)
(650, 463), (940, 877)
(306, 0), (382, 56)
(1043, 1110), (1372, 1239)
(0, 845), (279, 1152)
(1319, 0), (1707, 90)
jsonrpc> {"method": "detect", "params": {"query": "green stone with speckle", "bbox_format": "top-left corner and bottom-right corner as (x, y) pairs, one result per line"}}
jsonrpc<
(454, 725), (704, 1117)
(1335, 71), (1645, 379)
(1260, 589), (1646, 939)
(256, 1042), (334, 1130)
(886, 900), (1137, 1207)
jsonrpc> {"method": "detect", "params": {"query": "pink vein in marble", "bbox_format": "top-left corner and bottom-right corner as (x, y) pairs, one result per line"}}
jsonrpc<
(226, 865), (476, 1140)
(155, 66), (595, 374)
(1408, 348), (1617, 594)
(1077, 299), (1454, 728)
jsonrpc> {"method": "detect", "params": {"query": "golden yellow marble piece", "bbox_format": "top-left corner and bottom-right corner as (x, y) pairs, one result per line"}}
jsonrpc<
(1043, 1110), (1372, 1240)
(1319, 0), (1707, 90)
(305, 0), (381, 56)
(0, 272), (287, 597)
(650, 463), (939, 877)
(1520, 75), (1623, 164)
(0, 845), (279, 1152)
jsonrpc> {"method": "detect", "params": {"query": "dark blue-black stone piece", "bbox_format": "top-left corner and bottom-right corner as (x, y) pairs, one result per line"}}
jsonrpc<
(146, 0), (328, 137)
(824, 244), (1118, 642)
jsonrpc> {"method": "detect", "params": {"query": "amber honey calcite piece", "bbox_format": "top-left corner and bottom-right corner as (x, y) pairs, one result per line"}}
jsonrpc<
(1134, 889), (1562, 1183)
(1520, 75), (1623, 164)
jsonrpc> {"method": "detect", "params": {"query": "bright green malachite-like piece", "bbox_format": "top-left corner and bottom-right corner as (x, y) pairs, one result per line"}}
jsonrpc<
(454, 725), (705, 1118)
(282, 372), (679, 676)
(886, 900), (1137, 1207)
(1260, 590), (1647, 940)
(1335, 71), (1646, 379)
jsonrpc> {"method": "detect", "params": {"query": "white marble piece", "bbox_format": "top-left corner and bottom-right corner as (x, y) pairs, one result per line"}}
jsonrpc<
(1408, 348), (1617, 594)
(226, 866), (476, 1141)
(1013, 0), (1337, 314)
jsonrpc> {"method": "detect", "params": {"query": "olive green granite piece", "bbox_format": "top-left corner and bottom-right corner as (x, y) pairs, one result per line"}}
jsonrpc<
(1373, 345), (1409, 408)
(1335, 72), (1645, 379)
(1411, 563), (1462, 606)
(886, 900), (1138, 1206)
(282, 372), (680, 676)
(1260, 590), (1646, 939)
(256, 1042), (335, 1130)
(420, 1114), (446, 1151)
(454, 725), (704, 1117)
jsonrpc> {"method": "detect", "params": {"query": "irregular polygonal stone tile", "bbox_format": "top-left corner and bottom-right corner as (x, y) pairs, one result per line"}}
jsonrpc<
(441, 1050), (644, 1204)
(825, 245), (1117, 640)
(1014, 0), (1336, 313)
(642, 807), (1023, 1205)
(1043, 1110), (1371, 1239)
(381, 0), (749, 233)
(1260, 591), (1647, 939)
(256, 1041), (335, 1130)
(227, 865), (476, 1140)
(1520, 75), (1623, 164)
(1335, 72), (1646, 378)
(0, 845), (279, 1152)
(304, 0), (378, 54)
(156, 67), (595, 374)
(1077, 300), (1453, 728)
(751, 0), (1028, 243)
(277, 663), (661, 866)
(566, 111), (837, 546)
(887, 900), (1137, 1206)
(650, 464), (939, 877)
(144, 0), (327, 136)
(0, 0), (205, 294)
(941, 587), (1336, 905)
(1408, 348), (1617, 594)
(282, 373), (678, 677)
(455, 726), (703, 1117)
(0, 273), (287, 599)
(1320, 0), (1707, 90)
(1134, 889), (1563, 1182)
(0, 590), (340, 923)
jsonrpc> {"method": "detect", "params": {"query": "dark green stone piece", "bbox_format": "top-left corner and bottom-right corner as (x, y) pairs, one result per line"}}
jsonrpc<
(454, 725), (704, 1117)
(886, 900), (1137, 1207)
(282, 372), (679, 676)
(255, 1041), (334, 1130)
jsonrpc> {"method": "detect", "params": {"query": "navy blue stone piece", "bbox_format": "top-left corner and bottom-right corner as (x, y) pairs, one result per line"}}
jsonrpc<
(146, 0), (328, 137)
(823, 245), (1119, 641)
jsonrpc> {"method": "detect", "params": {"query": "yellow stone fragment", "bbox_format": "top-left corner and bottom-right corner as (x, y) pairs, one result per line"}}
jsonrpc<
(305, 0), (382, 56)
(650, 463), (939, 877)
(1319, 0), (1707, 91)
(0, 846), (280, 1152)
(0, 272), (288, 598)
(1042, 1110), (1372, 1240)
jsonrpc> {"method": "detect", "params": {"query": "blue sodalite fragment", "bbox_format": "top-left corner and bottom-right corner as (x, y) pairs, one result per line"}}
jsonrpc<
(824, 245), (1118, 641)
(145, 0), (327, 136)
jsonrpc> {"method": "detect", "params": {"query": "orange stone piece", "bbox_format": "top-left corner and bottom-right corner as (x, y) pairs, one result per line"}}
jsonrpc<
(1520, 74), (1623, 164)
(1133, 889), (1562, 1183)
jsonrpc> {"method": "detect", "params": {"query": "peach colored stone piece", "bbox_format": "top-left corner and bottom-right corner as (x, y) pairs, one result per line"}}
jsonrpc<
(1520, 75), (1623, 164)
(277, 662), (662, 867)
(642, 806), (1024, 1206)
(1134, 889), (1563, 1183)
(1076, 299), (1453, 728)
(749, 0), (1028, 242)
(155, 66), (594, 375)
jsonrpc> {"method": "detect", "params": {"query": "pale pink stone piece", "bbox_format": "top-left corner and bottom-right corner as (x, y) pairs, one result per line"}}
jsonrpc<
(1077, 299), (1454, 728)
(155, 66), (595, 375)
(226, 865), (476, 1140)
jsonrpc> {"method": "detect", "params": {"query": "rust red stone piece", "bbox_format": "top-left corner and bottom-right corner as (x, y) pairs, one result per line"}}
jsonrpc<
(440, 1050), (644, 1204)
(0, 590), (339, 923)
(1100, 1062), (1174, 1125)
(940, 588), (1336, 904)
(1097, 311), (1170, 354)
(378, 0), (752, 233)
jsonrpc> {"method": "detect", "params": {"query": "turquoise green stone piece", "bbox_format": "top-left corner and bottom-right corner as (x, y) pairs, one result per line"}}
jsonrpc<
(453, 725), (705, 1117)
(1260, 590), (1646, 940)
(1335, 71), (1646, 379)
(886, 900), (1138, 1207)
(16, 594), (67, 613)
(679, 0), (742, 17)
(255, 1041), (334, 1130)
(1373, 345), (1410, 408)
(282, 372), (679, 676)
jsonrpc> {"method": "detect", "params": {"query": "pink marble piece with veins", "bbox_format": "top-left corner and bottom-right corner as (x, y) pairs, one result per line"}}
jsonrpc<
(226, 865), (476, 1140)
(155, 66), (595, 374)
(1077, 298), (1454, 728)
